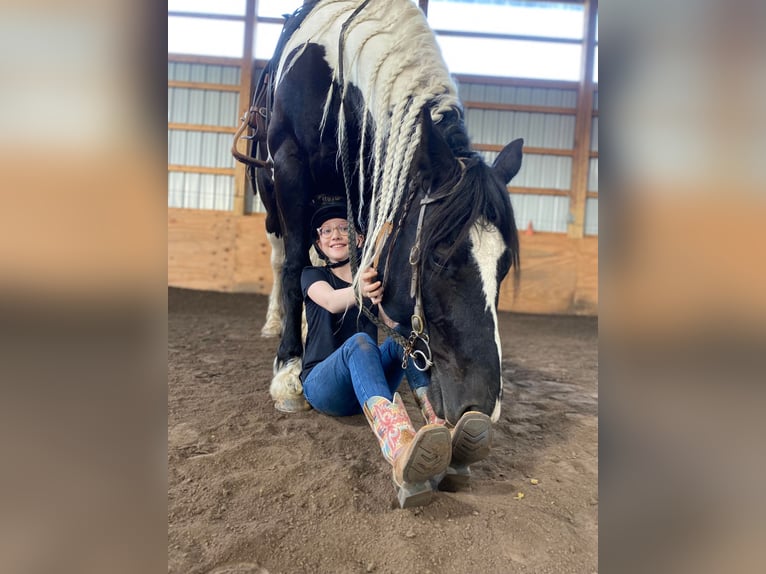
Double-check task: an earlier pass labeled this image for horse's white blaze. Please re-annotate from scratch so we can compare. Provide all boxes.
[470,221,505,420]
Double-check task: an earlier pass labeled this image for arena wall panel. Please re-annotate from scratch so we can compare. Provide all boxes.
[169,209,597,316]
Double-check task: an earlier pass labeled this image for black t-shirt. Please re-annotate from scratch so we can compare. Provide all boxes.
[300,266,377,382]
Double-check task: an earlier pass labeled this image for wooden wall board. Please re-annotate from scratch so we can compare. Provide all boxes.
[168,209,598,315]
[498,233,597,315]
[232,215,274,293]
[168,209,238,292]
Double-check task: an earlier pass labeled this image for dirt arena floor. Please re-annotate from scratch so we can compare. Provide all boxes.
[168,287,598,574]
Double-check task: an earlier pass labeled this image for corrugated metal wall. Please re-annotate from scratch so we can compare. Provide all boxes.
[167,62,241,211]
[167,131,236,167]
[167,65,598,234]
[168,172,235,210]
[168,90,239,126]
[510,194,571,233]
[457,79,582,233]
[168,62,241,85]
[585,91,598,235]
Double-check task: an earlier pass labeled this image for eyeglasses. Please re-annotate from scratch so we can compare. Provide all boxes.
[317,224,350,238]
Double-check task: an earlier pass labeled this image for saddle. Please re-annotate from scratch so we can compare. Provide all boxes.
[256,1,322,125]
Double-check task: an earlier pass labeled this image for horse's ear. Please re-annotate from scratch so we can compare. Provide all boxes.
[418,107,457,177]
[492,138,524,184]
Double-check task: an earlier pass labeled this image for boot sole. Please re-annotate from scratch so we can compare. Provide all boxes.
[400,425,452,484]
[430,413,491,492]
[451,411,492,466]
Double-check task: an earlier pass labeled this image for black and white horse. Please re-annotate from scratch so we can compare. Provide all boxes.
[235,0,523,425]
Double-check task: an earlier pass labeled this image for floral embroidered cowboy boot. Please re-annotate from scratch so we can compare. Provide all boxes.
[412,386,493,489]
[364,393,451,507]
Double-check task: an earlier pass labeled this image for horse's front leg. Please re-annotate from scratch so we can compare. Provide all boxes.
[269,248,309,411]
[269,151,312,412]
[261,232,284,338]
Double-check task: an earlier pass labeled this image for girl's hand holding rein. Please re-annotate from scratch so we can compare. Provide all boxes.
[361,267,383,305]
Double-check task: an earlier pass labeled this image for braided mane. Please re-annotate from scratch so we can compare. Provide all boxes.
[275,0,462,290]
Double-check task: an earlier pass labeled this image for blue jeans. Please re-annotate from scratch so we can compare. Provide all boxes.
[302,332,429,417]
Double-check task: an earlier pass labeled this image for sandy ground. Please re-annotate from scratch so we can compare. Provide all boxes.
[168,287,598,574]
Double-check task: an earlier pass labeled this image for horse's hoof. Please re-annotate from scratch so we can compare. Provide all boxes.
[274,396,312,413]
[394,479,434,508]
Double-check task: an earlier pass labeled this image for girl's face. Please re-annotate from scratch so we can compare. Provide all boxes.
[316,217,361,263]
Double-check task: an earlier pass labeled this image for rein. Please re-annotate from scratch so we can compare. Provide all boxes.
[353,201,434,372]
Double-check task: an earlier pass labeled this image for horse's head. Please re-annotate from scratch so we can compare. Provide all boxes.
[379,109,523,425]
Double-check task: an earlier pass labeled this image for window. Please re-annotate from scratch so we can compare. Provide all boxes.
[428,0,584,39]
[168,17,245,58]
[254,23,286,60]
[167,1,245,17]
[167,1,593,82]
[257,0,303,19]
[437,35,582,80]
[593,45,598,83]
[428,0,586,81]
[255,1,304,59]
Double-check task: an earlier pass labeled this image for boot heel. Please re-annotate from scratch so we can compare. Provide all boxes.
[394,479,434,508]
[435,464,472,492]
[364,394,451,507]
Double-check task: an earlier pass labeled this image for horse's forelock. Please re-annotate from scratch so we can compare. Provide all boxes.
[420,158,513,270]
